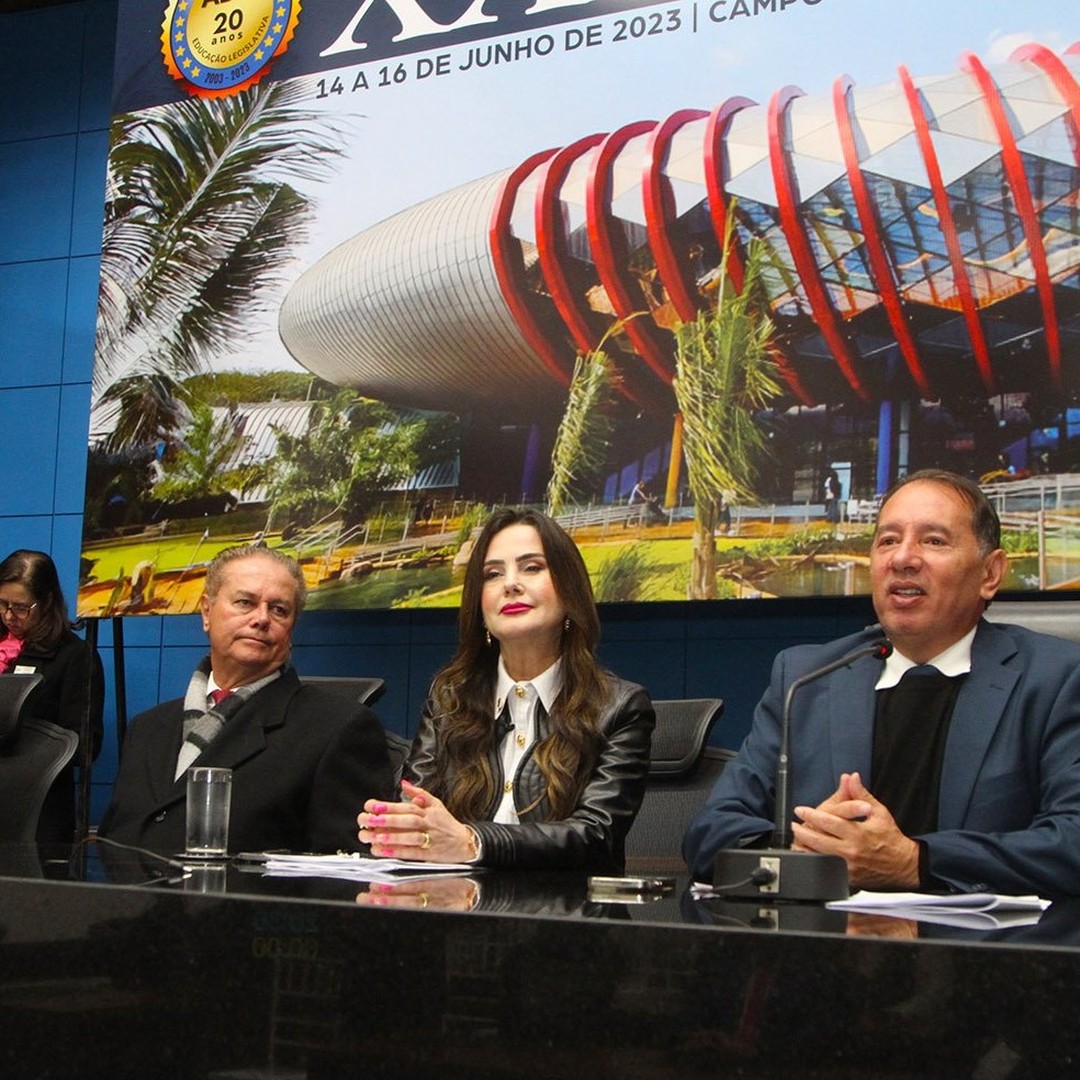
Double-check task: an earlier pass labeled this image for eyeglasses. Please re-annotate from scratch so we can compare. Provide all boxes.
[0,600,37,619]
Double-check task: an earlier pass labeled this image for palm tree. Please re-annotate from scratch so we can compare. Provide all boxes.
[674,222,781,599]
[546,348,616,516]
[95,80,346,413]
[98,371,191,455]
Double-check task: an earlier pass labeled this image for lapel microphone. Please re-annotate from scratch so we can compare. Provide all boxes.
[497,702,514,738]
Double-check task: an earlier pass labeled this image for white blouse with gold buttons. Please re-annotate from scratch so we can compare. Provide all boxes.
[491,657,563,824]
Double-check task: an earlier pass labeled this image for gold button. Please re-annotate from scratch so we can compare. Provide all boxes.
[516,733,526,748]
[514,685,526,698]
[504,780,513,793]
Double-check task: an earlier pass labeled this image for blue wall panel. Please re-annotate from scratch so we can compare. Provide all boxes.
[0,261,67,387]
[70,130,109,255]
[64,255,103,381]
[0,517,56,562]
[57,382,94,513]
[0,6,84,142]
[0,135,78,262]
[51,512,92,601]
[0,386,60,513]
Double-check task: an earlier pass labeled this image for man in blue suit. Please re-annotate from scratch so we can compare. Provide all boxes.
[684,469,1080,897]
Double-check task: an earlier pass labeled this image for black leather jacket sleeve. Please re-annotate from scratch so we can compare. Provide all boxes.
[405,676,654,872]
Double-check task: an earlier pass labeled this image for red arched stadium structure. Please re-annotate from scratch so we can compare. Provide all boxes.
[280,44,1080,500]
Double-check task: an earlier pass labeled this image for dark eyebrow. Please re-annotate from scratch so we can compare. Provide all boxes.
[876,520,955,537]
[232,588,293,608]
[483,551,546,568]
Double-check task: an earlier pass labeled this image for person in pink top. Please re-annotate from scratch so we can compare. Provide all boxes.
[0,549,103,842]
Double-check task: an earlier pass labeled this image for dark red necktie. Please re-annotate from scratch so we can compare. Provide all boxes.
[208,688,231,707]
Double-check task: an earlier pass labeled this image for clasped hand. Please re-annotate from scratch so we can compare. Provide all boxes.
[790,771,920,889]
[358,779,477,863]
[357,877,480,912]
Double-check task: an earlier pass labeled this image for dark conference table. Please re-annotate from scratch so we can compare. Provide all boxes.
[1,843,1079,1078]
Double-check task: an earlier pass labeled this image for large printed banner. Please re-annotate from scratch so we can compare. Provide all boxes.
[80,0,1080,615]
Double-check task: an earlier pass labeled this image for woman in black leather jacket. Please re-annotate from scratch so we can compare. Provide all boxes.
[359,508,654,871]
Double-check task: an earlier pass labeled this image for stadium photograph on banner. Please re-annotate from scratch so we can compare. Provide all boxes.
[78,0,1080,616]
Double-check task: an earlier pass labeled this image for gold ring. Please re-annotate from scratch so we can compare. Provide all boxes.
[421,831,432,850]
[419,892,430,909]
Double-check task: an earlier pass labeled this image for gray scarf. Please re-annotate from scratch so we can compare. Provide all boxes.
[174,656,280,779]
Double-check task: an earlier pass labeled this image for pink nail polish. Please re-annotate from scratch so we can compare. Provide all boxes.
[372,803,388,813]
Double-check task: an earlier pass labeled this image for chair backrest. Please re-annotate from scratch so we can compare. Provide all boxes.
[0,673,44,746]
[647,698,725,777]
[299,676,387,707]
[985,600,1080,645]
[0,717,79,843]
[299,675,406,784]
[625,698,728,869]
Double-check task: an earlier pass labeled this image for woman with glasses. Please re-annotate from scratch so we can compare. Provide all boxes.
[0,550,104,843]
[357,508,655,872]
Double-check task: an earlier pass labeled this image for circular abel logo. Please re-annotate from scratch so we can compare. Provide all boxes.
[161,0,301,98]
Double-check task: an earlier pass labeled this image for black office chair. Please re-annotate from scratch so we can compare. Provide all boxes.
[299,676,387,707]
[625,698,729,870]
[300,676,406,785]
[0,673,43,746]
[0,674,80,843]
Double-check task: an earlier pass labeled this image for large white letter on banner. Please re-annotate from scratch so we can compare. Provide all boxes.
[525,0,593,12]
[321,0,498,57]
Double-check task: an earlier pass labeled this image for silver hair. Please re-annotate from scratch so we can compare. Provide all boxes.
[203,545,307,612]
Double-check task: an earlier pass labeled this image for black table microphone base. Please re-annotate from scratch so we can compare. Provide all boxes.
[699,899,850,933]
[712,848,849,902]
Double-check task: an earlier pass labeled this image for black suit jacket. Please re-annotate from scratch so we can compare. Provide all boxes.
[99,668,394,854]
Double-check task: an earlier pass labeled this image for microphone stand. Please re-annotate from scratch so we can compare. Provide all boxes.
[710,639,892,902]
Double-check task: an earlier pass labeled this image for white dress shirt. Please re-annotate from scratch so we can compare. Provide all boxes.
[491,656,563,824]
[875,624,977,690]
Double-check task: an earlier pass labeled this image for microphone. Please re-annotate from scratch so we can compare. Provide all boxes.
[773,638,892,848]
[711,636,892,902]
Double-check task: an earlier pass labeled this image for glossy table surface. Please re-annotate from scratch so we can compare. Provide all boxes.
[2,841,1080,1078]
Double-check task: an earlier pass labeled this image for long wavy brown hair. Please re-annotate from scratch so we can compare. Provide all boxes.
[428,508,610,820]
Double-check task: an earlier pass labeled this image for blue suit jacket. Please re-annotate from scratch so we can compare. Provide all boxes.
[683,620,1080,897]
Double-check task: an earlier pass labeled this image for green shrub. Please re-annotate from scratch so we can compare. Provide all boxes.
[594,545,655,602]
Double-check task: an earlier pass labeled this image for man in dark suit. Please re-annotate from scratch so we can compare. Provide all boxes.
[99,546,393,854]
[684,470,1080,897]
